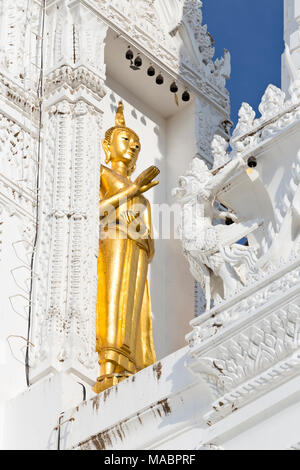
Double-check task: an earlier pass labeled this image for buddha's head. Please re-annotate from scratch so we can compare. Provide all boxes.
[103,102,141,175]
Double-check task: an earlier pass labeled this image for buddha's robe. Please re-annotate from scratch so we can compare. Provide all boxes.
[96,165,156,377]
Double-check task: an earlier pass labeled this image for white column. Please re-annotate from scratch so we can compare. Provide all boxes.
[0,0,42,404]
[282,0,300,97]
[28,0,108,386]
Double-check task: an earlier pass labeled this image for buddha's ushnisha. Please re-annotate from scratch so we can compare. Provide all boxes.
[94,102,159,394]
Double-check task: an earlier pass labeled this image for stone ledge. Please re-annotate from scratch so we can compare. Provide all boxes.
[186,260,300,424]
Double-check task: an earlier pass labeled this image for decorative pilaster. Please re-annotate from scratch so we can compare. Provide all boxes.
[195,96,231,167]
[283,0,300,98]
[0,113,38,194]
[28,1,108,384]
[0,0,42,93]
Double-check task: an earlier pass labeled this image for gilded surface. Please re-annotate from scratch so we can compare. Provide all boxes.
[94,103,159,393]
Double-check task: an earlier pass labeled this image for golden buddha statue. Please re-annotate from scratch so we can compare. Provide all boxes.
[93,102,159,394]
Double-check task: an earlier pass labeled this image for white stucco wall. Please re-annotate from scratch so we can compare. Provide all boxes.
[0,209,33,448]
[0,211,31,401]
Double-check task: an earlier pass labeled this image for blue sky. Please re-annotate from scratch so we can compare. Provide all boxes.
[202,0,284,127]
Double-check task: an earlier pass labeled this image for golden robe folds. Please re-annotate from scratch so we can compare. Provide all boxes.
[94,103,159,394]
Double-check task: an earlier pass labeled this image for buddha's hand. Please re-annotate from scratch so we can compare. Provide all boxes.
[134,166,160,195]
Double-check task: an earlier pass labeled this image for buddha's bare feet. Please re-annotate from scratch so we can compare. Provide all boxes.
[134,166,160,194]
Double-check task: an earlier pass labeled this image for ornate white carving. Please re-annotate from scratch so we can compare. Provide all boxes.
[214,50,231,81]
[259,85,286,120]
[88,0,230,111]
[155,0,185,35]
[290,442,300,450]
[233,102,300,153]
[282,43,300,101]
[211,135,230,171]
[30,98,103,377]
[173,156,259,310]
[182,69,300,425]
[231,83,298,151]
[44,65,107,98]
[187,286,300,425]
[225,89,300,279]
[232,103,256,139]
[0,0,231,390]
[282,2,300,99]
[0,114,38,192]
[0,206,3,262]
[1,2,108,383]
[45,1,108,78]
[0,0,41,261]
[196,443,223,450]
[0,72,40,120]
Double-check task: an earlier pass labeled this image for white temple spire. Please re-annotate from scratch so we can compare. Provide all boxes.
[282,0,300,97]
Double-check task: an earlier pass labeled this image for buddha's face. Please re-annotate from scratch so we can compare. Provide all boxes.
[105,128,141,174]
